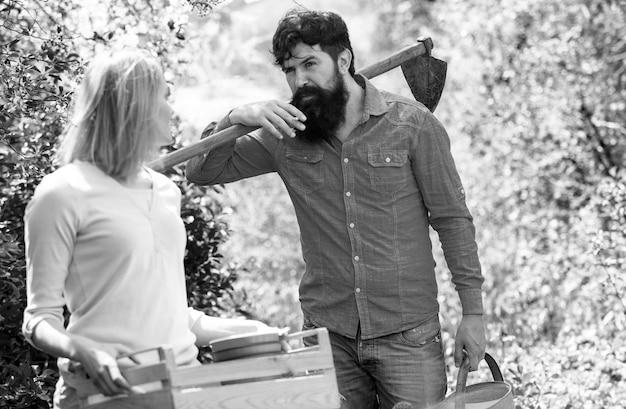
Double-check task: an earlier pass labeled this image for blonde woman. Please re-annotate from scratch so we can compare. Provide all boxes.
[23,49,271,408]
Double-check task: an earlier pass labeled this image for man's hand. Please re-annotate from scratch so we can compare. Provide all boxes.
[454,314,486,371]
[229,100,306,140]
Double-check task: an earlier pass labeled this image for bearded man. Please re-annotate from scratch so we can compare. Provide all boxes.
[186,9,486,409]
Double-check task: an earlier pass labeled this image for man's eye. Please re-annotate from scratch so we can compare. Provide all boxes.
[283,67,294,74]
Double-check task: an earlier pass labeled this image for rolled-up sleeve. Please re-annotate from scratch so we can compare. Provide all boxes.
[185,116,278,186]
[22,178,79,346]
[413,113,484,315]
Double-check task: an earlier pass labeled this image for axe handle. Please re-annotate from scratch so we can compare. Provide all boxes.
[149,40,429,172]
[357,41,428,80]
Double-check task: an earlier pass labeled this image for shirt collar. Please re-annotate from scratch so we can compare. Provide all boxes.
[354,74,389,122]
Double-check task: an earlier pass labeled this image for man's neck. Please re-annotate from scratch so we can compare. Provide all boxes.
[336,76,365,142]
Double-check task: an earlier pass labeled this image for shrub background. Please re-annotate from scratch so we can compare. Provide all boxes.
[1,0,625,408]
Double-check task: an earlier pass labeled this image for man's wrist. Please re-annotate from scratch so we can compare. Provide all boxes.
[458,288,484,315]
[224,109,235,127]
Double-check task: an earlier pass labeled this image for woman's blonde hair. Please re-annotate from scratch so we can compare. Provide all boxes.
[57,49,164,180]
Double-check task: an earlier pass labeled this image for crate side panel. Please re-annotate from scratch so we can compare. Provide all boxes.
[172,373,340,409]
[81,388,174,409]
[172,350,334,388]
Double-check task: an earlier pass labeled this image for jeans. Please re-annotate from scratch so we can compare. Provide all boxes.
[305,315,447,409]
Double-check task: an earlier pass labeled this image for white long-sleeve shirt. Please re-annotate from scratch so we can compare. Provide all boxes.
[23,161,201,371]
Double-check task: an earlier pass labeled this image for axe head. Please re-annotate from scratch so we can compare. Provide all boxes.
[401,52,447,112]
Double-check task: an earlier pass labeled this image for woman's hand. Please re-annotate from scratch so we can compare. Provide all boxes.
[71,337,142,396]
[30,319,144,396]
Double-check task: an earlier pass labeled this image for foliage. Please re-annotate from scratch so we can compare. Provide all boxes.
[213,174,305,331]
[1,2,78,406]
[369,0,626,407]
[0,0,242,407]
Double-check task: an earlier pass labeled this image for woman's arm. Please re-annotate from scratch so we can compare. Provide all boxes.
[23,175,138,396]
[31,319,139,396]
[188,309,280,346]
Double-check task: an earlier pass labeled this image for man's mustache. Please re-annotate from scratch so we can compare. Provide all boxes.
[291,85,327,107]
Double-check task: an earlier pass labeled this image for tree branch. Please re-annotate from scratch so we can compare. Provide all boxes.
[580,103,619,177]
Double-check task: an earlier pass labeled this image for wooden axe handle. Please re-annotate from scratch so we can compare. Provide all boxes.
[149,41,429,172]
[358,41,428,79]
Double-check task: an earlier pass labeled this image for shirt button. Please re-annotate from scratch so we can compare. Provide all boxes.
[346,192,351,197]
[355,288,361,293]
[344,158,349,163]
[354,255,359,261]
[349,223,355,228]
[385,157,391,163]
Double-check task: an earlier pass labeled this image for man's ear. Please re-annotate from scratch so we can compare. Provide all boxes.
[337,49,352,75]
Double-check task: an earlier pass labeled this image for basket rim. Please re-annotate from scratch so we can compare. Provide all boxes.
[444,381,512,404]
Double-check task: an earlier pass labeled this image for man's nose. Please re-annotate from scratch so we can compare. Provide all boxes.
[294,70,308,89]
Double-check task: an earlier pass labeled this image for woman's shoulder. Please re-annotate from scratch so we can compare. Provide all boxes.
[37,162,100,192]
[34,162,117,207]
[28,164,92,216]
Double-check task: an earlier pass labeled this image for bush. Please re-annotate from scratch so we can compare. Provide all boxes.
[371,1,626,407]
[0,1,242,407]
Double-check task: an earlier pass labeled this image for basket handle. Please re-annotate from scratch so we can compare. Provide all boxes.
[455,352,503,409]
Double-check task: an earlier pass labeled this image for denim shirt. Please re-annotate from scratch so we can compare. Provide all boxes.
[186,76,483,339]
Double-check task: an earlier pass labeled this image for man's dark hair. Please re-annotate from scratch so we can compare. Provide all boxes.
[272,9,356,76]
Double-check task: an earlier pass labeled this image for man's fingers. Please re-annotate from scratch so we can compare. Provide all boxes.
[268,106,306,136]
[260,117,287,139]
[272,103,306,133]
[277,101,306,122]
[454,342,464,367]
[288,115,306,131]
[467,348,485,371]
[270,113,298,138]
[235,101,306,139]
[469,354,479,371]
[265,113,300,139]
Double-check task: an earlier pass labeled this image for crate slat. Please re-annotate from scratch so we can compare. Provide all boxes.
[173,372,339,409]
[83,388,174,409]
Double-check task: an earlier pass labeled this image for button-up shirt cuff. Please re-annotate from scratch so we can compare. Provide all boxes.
[200,121,218,139]
[199,110,232,141]
[458,288,484,315]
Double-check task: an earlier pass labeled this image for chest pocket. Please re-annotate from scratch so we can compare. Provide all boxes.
[368,150,409,194]
[285,150,325,193]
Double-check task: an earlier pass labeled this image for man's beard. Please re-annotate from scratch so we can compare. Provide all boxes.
[290,71,348,145]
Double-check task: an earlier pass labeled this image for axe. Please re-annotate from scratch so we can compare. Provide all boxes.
[149,37,447,172]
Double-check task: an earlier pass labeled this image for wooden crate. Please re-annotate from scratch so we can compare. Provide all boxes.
[74,328,340,409]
